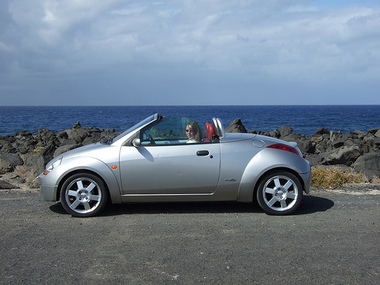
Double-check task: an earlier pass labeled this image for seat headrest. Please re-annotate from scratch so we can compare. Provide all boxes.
[205,122,215,140]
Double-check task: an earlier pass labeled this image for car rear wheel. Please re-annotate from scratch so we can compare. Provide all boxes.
[60,173,108,217]
[256,171,303,215]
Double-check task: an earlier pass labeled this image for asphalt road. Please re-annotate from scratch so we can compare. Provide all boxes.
[0,189,379,285]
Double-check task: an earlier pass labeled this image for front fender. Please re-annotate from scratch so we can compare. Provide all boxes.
[47,156,122,204]
[238,149,311,202]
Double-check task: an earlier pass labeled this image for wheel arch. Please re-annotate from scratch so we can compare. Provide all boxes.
[237,149,311,203]
[252,167,305,201]
[54,160,122,204]
[56,170,106,200]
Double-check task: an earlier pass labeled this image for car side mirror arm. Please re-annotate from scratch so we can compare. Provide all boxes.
[132,138,141,147]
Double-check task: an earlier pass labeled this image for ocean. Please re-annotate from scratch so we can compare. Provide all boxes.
[0,105,379,137]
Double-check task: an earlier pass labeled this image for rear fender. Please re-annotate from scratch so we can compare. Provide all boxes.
[238,148,311,202]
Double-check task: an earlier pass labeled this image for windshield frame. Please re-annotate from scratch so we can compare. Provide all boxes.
[111,114,160,144]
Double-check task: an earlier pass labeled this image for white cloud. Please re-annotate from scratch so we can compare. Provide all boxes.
[1,0,379,105]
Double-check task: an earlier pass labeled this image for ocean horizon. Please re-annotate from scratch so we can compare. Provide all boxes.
[1,105,379,137]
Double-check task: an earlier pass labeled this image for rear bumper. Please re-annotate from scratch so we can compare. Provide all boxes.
[300,158,312,194]
[302,170,312,194]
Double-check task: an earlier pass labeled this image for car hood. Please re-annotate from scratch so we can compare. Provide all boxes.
[58,142,110,159]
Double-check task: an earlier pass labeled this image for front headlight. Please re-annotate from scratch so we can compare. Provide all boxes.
[43,157,62,175]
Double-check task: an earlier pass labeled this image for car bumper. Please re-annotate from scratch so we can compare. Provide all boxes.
[39,173,59,201]
[302,170,312,194]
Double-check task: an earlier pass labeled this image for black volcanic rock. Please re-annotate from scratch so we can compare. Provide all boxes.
[0,119,379,188]
[225,119,247,133]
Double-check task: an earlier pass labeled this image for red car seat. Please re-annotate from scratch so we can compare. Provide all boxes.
[205,122,216,142]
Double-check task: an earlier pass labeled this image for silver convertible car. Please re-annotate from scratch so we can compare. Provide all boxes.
[39,114,311,217]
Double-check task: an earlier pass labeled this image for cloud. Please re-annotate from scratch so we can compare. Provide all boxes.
[1,0,379,105]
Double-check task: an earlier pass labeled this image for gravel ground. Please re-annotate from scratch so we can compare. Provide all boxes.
[0,186,379,285]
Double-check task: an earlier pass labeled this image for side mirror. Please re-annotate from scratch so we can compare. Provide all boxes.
[132,138,141,147]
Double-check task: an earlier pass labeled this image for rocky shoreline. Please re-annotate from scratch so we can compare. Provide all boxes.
[1,119,379,189]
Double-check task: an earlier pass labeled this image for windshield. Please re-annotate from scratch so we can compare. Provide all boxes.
[111,114,158,143]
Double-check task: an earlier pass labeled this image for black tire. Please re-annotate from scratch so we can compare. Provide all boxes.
[60,173,108,217]
[256,171,303,215]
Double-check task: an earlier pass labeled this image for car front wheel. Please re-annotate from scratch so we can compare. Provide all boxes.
[256,171,303,215]
[60,173,108,217]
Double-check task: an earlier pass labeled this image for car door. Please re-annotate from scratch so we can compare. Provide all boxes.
[119,142,221,195]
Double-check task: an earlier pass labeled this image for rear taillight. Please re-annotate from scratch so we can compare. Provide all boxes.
[267,143,303,157]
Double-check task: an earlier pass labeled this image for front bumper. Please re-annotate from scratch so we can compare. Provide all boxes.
[39,173,59,201]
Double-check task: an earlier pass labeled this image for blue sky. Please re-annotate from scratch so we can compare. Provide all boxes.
[0,0,379,106]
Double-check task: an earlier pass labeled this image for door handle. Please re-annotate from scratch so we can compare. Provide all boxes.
[196,150,209,156]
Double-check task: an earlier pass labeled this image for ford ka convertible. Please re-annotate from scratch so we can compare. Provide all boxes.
[39,114,311,217]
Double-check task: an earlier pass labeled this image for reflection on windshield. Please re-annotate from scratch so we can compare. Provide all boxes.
[111,114,157,143]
